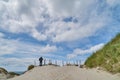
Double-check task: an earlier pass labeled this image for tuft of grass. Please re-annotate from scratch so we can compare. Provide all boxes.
[0,67,8,74]
[27,65,35,71]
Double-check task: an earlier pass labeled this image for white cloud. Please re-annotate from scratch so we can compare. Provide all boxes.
[106,0,120,6]
[0,0,48,40]
[0,57,35,67]
[0,57,38,71]
[0,38,17,56]
[51,17,108,42]
[0,56,65,71]
[0,36,58,70]
[31,29,47,41]
[0,0,113,42]
[43,0,76,16]
[40,44,57,53]
[0,36,57,56]
[67,43,104,59]
[43,0,96,17]
[0,32,4,38]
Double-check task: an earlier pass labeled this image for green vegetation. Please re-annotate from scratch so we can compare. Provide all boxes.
[65,63,78,66]
[85,33,120,73]
[28,65,35,71]
[9,72,20,76]
[0,67,20,79]
[0,67,8,74]
[8,72,20,78]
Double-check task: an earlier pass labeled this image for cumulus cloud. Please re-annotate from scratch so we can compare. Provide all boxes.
[0,36,57,56]
[0,0,48,40]
[43,0,97,16]
[0,0,114,42]
[51,17,107,42]
[67,43,104,59]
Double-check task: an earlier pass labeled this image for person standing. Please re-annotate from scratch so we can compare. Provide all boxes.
[39,57,43,66]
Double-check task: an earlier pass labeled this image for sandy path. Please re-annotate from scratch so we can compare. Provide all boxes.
[8,66,120,80]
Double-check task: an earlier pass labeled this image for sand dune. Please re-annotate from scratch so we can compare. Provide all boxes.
[8,66,120,80]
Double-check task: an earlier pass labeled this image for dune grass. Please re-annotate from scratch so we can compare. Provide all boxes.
[85,33,120,73]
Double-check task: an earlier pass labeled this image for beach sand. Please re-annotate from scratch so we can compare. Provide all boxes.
[8,66,120,80]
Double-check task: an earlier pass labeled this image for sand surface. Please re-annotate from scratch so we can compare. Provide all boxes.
[8,66,120,80]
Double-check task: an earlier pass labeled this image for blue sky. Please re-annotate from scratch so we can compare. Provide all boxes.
[0,0,120,71]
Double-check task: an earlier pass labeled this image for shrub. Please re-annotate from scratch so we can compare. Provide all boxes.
[28,65,35,71]
[9,72,19,76]
[48,62,52,65]
[0,67,8,74]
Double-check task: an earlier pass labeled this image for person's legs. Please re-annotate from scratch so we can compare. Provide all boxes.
[40,61,42,66]
[39,62,41,66]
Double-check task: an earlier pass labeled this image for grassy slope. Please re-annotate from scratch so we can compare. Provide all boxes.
[85,34,120,73]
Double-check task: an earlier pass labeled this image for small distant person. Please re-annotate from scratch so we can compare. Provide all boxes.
[39,57,43,66]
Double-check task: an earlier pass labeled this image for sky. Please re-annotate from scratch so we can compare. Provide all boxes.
[0,0,120,71]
